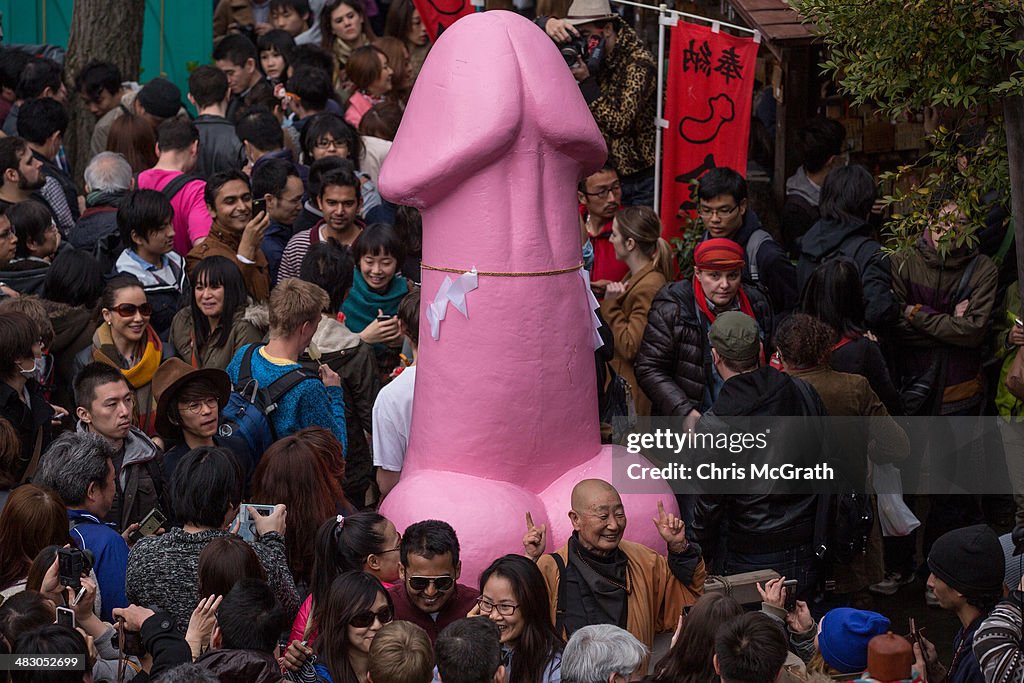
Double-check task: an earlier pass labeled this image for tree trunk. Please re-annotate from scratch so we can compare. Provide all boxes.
[1007,28,1024,313]
[64,0,145,189]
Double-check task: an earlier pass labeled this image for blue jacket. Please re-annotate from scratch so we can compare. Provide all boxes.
[262,221,292,285]
[226,344,348,453]
[949,616,986,683]
[69,509,129,621]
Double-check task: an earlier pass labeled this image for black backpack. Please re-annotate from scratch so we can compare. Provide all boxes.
[219,344,319,478]
[791,377,875,568]
[158,173,202,201]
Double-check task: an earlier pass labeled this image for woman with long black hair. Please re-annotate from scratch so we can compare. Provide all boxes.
[304,570,395,683]
[648,592,744,683]
[476,555,563,683]
[800,258,901,415]
[169,256,262,371]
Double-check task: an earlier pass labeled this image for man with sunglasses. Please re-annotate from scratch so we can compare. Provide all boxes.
[697,167,797,314]
[579,165,627,298]
[388,520,479,643]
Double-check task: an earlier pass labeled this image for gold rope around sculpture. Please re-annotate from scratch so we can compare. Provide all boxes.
[420,262,584,277]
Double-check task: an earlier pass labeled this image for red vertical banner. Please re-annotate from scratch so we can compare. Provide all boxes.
[660,23,759,239]
[411,0,475,42]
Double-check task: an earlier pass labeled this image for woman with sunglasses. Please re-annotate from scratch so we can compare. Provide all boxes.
[73,275,168,436]
[290,511,402,643]
[475,555,563,683]
[294,570,394,683]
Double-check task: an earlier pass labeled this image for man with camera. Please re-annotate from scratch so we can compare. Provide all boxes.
[537,0,657,207]
[35,432,133,622]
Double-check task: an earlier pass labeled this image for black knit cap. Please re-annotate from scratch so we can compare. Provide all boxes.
[136,78,181,119]
[927,524,1003,597]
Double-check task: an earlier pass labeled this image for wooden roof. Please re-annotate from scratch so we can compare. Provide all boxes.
[726,0,818,51]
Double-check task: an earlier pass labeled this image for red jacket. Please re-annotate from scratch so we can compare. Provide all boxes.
[387,581,479,643]
[581,205,629,283]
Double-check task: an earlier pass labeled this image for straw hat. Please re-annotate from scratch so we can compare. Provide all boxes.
[564,0,617,26]
[153,358,231,438]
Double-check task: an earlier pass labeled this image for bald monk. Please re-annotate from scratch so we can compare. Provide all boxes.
[523,479,705,648]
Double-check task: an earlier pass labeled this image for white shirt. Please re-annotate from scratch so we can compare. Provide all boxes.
[115,249,184,290]
[372,366,416,472]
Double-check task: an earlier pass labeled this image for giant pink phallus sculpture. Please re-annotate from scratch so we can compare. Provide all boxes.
[378,9,678,582]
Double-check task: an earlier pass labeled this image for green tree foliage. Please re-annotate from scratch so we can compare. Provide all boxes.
[791,0,1024,252]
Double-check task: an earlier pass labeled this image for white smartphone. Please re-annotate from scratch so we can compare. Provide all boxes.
[56,605,76,629]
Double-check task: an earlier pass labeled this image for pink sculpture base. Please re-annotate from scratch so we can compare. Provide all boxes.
[381,445,679,583]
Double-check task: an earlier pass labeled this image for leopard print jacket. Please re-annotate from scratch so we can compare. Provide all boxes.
[591,25,657,177]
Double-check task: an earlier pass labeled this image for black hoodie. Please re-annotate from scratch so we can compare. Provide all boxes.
[691,367,825,555]
[796,214,900,330]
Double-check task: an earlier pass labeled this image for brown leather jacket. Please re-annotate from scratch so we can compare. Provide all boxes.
[185,226,271,303]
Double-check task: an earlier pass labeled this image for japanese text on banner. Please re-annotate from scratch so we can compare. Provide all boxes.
[660,23,758,239]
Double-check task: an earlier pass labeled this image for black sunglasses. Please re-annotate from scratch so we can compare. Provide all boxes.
[350,606,393,628]
[408,575,454,592]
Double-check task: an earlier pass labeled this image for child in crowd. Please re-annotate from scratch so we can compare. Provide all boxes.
[258,29,297,84]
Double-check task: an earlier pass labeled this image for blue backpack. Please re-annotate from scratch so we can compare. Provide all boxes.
[219,344,318,474]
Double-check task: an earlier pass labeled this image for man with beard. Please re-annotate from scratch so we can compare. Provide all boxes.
[276,168,362,283]
[18,97,80,230]
[187,170,271,302]
[252,158,304,283]
[0,137,46,211]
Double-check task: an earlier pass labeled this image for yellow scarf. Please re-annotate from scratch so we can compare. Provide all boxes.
[92,324,162,434]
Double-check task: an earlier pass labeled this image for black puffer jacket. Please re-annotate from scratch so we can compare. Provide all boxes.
[195,648,285,683]
[635,280,773,417]
[691,367,825,555]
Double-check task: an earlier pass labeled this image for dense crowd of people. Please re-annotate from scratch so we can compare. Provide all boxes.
[0,0,1022,682]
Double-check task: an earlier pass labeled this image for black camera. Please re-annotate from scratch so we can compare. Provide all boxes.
[57,547,94,590]
[117,624,146,658]
[560,35,605,75]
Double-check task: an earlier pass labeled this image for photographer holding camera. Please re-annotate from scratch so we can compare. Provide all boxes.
[536,0,657,207]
